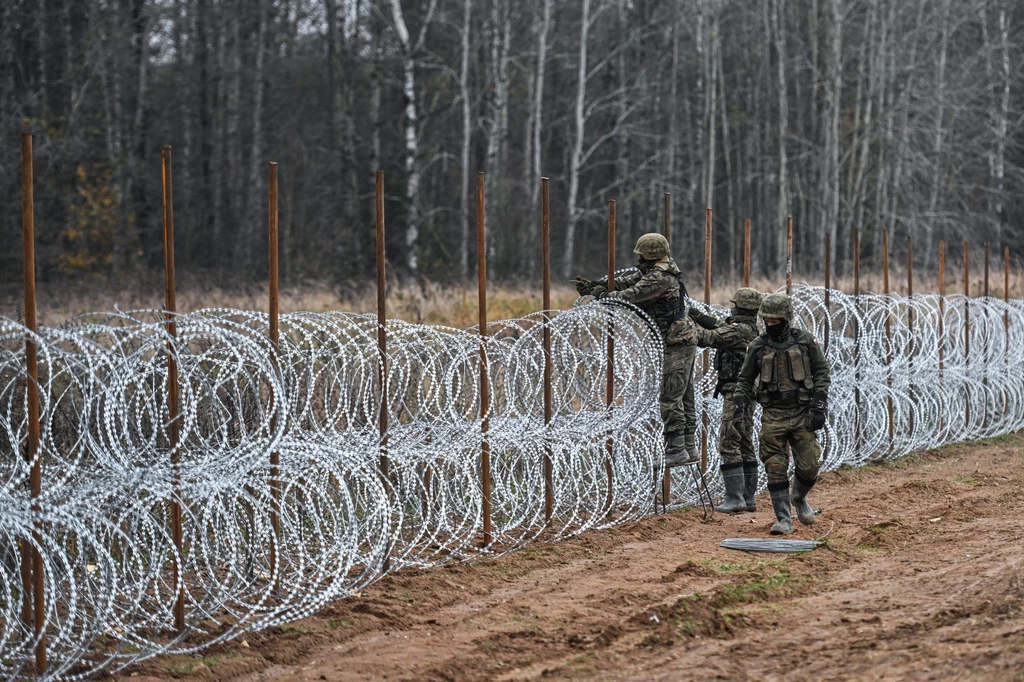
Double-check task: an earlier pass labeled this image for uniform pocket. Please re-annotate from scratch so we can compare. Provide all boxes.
[759,348,775,386]
[786,346,806,382]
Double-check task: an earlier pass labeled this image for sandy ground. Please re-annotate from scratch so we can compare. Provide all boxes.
[121,433,1024,682]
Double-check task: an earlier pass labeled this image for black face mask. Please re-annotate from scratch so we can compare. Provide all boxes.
[765,319,790,340]
[637,257,658,273]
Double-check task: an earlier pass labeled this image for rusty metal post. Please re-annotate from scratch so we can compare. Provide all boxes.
[786,216,793,295]
[824,229,831,353]
[542,178,554,524]
[477,172,492,546]
[964,242,970,428]
[376,172,389,478]
[983,242,990,426]
[939,241,946,431]
[605,200,616,514]
[701,208,712,473]
[660,196,671,505]
[21,132,47,673]
[853,227,861,456]
[907,236,915,436]
[161,146,185,632]
[883,230,893,454]
[268,162,281,590]
[743,218,751,287]
[663,193,671,246]
[1005,246,1010,416]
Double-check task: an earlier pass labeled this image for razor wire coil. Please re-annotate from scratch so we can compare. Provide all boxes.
[0,284,1022,679]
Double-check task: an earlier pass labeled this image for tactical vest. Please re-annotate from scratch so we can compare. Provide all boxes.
[713,318,757,396]
[649,273,687,334]
[753,330,815,406]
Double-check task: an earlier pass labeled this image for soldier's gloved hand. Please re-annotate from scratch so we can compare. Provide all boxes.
[574,277,593,296]
[809,391,828,431]
[732,394,749,421]
[693,312,718,330]
[590,284,608,299]
[686,306,701,320]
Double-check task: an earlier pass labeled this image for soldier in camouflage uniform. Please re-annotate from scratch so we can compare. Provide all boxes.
[575,233,699,466]
[733,293,830,535]
[670,287,763,513]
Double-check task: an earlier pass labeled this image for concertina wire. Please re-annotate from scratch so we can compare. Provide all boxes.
[1,283,1022,679]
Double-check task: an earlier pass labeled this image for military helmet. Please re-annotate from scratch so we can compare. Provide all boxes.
[633,233,671,261]
[759,293,794,321]
[730,287,763,311]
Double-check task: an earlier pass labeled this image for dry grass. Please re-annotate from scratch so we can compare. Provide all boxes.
[2,267,1021,330]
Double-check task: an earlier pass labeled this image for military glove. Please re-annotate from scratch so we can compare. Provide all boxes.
[590,284,608,298]
[574,277,594,296]
[732,393,749,421]
[693,312,718,330]
[809,391,828,431]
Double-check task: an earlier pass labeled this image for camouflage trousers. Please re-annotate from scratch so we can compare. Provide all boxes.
[758,404,822,486]
[661,343,696,436]
[719,390,756,465]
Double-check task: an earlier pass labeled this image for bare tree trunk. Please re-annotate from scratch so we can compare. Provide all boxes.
[484,0,510,266]
[924,0,952,264]
[244,0,268,266]
[388,0,438,274]
[995,6,1010,247]
[528,0,552,212]
[823,0,842,268]
[704,11,718,210]
[459,0,473,280]
[564,0,591,279]
[771,0,789,271]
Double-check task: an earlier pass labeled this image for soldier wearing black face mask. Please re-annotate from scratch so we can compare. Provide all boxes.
[574,233,698,467]
[733,293,830,535]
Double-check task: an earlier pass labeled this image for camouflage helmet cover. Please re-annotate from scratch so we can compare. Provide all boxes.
[730,287,763,311]
[758,293,794,321]
[633,233,671,261]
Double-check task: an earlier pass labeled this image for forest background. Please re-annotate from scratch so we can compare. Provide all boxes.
[1,0,1022,301]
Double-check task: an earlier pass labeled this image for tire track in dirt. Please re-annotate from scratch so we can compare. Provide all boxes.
[118,435,1024,682]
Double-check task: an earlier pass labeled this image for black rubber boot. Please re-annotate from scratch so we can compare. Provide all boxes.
[791,474,818,526]
[713,463,747,513]
[663,431,689,468]
[768,482,794,535]
[742,461,759,512]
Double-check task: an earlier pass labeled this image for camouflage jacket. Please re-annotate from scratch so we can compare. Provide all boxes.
[680,312,759,395]
[734,327,830,406]
[596,258,683,336]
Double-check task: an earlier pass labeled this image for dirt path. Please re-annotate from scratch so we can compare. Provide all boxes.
[124,434,1024,682]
